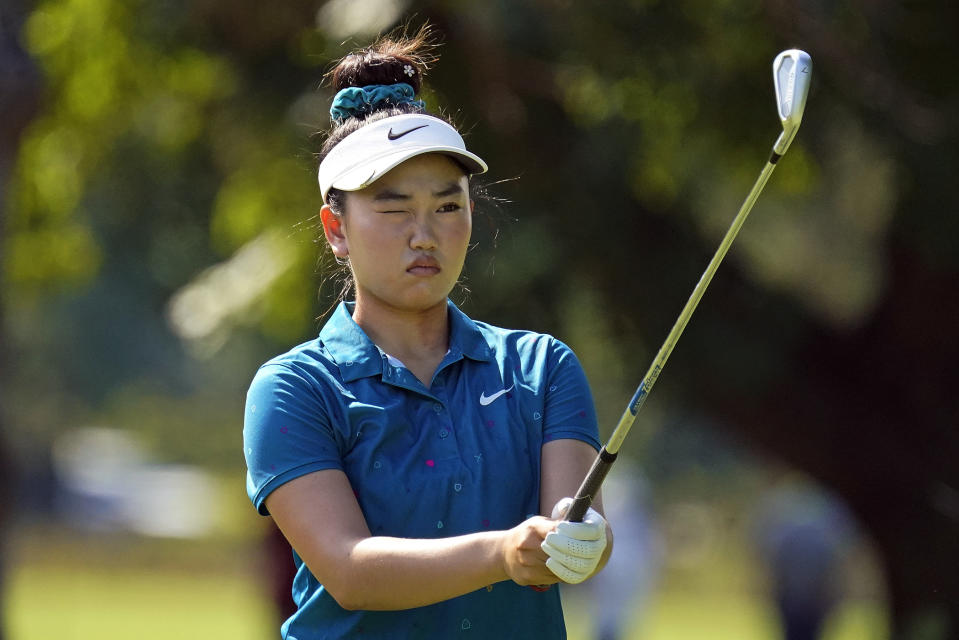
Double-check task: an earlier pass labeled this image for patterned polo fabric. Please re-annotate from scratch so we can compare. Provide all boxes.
[244,300,599,639]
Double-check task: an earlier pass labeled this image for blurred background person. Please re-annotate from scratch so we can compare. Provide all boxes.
[751,472,856,640]
[263,518,298,624]
[571,459,662,640]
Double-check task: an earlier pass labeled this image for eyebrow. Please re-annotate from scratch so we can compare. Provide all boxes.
[434,182,467,198]
[371,182,466,202]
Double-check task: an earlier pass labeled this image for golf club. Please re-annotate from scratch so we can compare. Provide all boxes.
[565,49,812,523]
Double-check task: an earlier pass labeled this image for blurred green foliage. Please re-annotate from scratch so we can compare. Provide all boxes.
[3,0,957,633]
[1,0,895,456]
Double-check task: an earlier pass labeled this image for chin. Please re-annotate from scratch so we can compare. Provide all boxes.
[370,290,449,314]
[359,280,456,314]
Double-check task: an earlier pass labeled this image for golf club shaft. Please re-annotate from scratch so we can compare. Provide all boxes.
[566,151,783,523]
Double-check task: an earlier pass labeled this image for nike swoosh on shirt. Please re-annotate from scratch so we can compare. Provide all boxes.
[479,384,514,406]
[387,124,428,140]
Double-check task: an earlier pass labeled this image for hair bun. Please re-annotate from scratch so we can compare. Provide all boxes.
[328,26,435,98]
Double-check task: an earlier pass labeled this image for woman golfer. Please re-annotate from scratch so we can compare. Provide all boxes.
[244,30,612,639]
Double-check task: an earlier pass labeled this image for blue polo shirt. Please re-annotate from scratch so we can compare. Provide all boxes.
[244,300,600,639]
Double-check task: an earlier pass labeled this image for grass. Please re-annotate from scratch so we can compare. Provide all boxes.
[562,587,887,640]
[8,562,275,639]
[5,526,276,640]
[5,524,888,640]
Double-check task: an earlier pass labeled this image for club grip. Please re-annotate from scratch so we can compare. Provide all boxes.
[565,447,617,522]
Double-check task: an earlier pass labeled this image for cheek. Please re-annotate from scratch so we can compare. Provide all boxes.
[448,215,472,249]
[348,220,396,255]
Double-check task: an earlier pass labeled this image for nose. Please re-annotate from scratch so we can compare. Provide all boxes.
[409,214,437,251]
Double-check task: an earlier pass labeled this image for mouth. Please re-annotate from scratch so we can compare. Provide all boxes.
[406,256,441,277]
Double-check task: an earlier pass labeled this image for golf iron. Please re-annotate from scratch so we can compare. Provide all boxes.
[565,49,813,523]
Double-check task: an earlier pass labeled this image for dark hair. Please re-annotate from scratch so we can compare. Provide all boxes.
[320,24,449,215]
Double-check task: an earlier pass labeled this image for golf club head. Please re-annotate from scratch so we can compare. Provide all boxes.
[772,49,812,155]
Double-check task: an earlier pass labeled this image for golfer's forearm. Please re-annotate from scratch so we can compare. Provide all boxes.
[322,531,508,610]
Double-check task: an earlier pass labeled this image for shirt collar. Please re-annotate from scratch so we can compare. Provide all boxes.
[319,300,492,382]
[447,299,493,363]
[318,302,381,382]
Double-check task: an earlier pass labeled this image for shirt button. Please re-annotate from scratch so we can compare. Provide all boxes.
[433,403,443,413]
[439,429,449,438]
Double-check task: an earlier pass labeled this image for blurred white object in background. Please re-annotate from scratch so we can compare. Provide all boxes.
[51,427,219,538]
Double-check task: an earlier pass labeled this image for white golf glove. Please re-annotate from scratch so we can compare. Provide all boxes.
[541,497,608,584]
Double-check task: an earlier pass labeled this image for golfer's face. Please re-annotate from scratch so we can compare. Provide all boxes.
[341,153,472,313]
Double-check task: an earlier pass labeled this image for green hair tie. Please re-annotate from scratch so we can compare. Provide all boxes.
[330,83,425,122]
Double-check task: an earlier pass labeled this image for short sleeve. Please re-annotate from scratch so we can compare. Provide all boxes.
[542,340,601,451]
[243,363,344,515]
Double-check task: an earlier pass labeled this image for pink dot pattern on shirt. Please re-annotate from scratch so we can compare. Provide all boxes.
[425,459,435,467]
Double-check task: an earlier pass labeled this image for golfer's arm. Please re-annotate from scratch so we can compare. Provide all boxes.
[265,469,510,611]
[540,439,614,576]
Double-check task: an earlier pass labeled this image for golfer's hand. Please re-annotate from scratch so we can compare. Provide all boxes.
[501,517,561,586]
[541,497,608,584]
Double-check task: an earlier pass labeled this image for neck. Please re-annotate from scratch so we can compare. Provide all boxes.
[351,295,450,385]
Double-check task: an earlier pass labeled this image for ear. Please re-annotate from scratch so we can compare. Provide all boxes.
[470,199,475,215]
[320,204,349,258]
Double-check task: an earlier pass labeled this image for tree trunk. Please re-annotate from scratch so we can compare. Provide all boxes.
[0,3,43,639]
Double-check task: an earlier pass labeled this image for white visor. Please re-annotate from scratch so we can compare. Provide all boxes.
[318,114,488,201]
